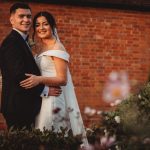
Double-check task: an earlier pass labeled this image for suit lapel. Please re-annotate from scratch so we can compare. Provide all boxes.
[10,30,40,72]
[11,30,35,62]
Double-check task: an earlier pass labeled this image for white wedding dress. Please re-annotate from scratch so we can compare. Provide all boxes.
[34,42,88,146]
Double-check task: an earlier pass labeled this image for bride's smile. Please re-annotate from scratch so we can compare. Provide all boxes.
[35,16,52,40]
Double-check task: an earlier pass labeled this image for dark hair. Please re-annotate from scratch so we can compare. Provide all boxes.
[10,2,31,14]
[32,11,57,40]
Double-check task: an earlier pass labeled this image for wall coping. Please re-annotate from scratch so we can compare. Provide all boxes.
[15,0,150,11]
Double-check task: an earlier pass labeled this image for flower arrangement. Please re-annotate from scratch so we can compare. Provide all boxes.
[84,82,150,150]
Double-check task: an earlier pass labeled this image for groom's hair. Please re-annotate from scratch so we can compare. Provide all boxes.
[10,2,31,14]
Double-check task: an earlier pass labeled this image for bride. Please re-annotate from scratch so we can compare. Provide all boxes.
[20,11,88,146]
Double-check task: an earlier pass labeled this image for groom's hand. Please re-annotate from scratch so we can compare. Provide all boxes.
[48,86,62,96]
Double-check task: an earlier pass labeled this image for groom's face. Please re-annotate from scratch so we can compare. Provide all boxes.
[10,8,32,34]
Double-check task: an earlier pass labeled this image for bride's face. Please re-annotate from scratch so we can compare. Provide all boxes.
[35,16,52,39]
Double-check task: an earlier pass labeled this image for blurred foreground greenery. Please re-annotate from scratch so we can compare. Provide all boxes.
[0,82,150,150]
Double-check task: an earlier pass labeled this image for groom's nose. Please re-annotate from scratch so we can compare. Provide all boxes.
[23,16,31,22]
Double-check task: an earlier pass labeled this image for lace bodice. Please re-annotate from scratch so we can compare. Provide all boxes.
[35,50,69,78]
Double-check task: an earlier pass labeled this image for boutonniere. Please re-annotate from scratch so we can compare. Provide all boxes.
[28,38,36,47]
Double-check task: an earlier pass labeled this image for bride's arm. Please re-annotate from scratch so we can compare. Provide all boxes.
[20,56,68,89]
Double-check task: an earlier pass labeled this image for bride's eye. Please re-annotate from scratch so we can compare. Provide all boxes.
[44,23,49,26]
[35,24,40,27]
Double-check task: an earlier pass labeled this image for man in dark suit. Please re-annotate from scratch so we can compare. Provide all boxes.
[0,3,60,129]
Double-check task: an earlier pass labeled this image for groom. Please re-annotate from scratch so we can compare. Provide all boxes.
[0,2,61,129]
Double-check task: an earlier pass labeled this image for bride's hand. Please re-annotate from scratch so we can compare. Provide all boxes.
[20,73,41,89]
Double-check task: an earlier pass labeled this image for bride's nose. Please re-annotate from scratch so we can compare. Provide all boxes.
[39,24,44,30]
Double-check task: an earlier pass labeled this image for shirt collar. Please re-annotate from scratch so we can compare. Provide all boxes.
[13,28,28,40]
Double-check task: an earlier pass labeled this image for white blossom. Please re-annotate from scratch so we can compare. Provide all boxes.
[83,144,94,150]
[84,107,91,114]
[114,99,122,105]
[86,128,94,132]
[143,138,150,144]
[97,110,102,115]
[138,94,142,99]
[114,116,120,123]
[110,103,115,107]
[100,135,116,148]
[84,107,96,116]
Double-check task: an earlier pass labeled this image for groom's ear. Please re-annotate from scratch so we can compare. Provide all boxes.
[10,15,14,25]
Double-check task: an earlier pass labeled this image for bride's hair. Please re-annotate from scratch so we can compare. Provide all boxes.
[32,11,57,41]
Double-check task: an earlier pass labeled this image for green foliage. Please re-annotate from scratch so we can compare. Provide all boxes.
[101,111,122,135]
[0,127,82,150]
[101,82,150,149]
[117,82,150,136]
[0,82,150,149]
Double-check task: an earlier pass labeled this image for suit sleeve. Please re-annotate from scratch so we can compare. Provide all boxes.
[2,39,44,95]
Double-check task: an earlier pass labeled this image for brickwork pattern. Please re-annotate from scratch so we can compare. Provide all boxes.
[0,1,150,126]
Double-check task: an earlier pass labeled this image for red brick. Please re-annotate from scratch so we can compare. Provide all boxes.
[0,2,150,126]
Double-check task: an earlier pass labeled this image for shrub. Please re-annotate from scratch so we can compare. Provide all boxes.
[86,82,150,150]
[0,127,82,150]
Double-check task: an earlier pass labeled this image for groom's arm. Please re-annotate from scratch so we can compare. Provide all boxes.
[2,38,44,95]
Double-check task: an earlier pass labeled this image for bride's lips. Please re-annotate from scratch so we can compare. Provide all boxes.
[39,31,47,34]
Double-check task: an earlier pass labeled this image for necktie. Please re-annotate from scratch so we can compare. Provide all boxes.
[25,36,31,49]
[25,35,29,42]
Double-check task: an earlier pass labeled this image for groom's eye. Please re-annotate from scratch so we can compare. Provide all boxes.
[26,15,32,19]
[19,14,24,19]
[18,14,32,19]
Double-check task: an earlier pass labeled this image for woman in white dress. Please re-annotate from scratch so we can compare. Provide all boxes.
[20,11,88,146]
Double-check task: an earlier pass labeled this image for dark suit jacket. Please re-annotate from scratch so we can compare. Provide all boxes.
[0,30,44,125]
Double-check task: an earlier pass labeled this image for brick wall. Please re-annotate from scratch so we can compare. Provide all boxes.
[0,1,150,126]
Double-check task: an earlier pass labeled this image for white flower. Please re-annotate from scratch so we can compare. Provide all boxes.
[86,128,94,132]
[114,99,122,105]
[110,99,122,107]
[104,129,109,136]
[138,94,142,99]
[84,107,96,116]
[143,138,150,144]
[115,145,120,150]
[84,107,91,114]
[90,109,96,116]
[100,135,116,148]
[114,116,120,123]
[110,103,115,107]
[83,144,94,150]
[97,110,102,115]
[100,136,108,146]
[109,71,119,81]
